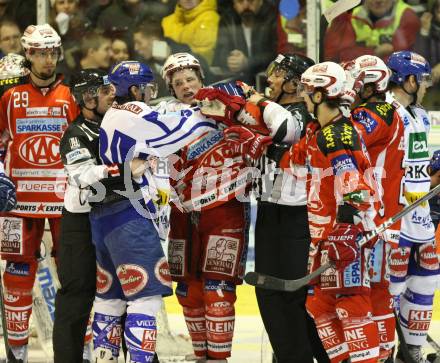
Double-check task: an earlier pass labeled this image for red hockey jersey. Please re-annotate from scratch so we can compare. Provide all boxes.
[0,77,79,218]
[351,101,405,244]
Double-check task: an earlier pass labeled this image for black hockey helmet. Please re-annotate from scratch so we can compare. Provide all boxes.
[70,69,110,107]
[267,53,315,81]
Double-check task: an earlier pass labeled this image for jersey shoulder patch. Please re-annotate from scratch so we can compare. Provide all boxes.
[353,102,395,131]
[317,118,360,156]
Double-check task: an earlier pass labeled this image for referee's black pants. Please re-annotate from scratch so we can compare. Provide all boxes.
[255,202,330,363]
[53,209,96,363]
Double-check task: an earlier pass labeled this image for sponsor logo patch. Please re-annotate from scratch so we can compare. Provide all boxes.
[331,154,357,176]
[96,264,113,294]
[154,257,172,287]
[0,217,23,255]
[65,148,91,164]
[5,262,29,276]
[116,264,148,297]
[203,235,239,276]
[168,239,185,277]
[16,118,65,133]
[408,132,429,159]
[408,309,432,331]
[187,131,223,161]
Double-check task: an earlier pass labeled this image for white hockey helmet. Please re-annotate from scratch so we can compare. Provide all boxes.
[0,54,30,80]
[161,52,204,86]
[353,55,391,92]
[21,24,61,51]
[340,60,365,105]
[300,62,346,99]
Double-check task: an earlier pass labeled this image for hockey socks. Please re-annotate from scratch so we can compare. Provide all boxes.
[183,306,207,358]
[125,313,157,363]
[93,312,123,361]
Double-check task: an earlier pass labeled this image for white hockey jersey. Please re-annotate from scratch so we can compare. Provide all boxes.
[386,92,434,244]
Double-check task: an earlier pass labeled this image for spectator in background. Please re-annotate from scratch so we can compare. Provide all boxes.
[97,0,175,35]
[79,31,112,71]
[212,0,277,84]
[162,0,219,65]
[50,0,91,76]
[133,21,172,97]
[85,0,112,28]
[414,0,440,109]
[277,0,307,55]
[324,0,420,62]
[0,19,21,58]
[111,38,130,64]
[0,0,36,32]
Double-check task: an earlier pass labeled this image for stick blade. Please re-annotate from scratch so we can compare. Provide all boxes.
[323,0,362,22]
[244,272,287,291]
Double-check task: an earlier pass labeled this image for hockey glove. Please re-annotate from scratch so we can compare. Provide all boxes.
[0,173,16,212]
[325,223,361,271]
[224,125,272,163]
[195,88,246,125]
[429,150,440,175]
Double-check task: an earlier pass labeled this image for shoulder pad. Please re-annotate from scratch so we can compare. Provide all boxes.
[317,119,360,156]
[353,102,395,127]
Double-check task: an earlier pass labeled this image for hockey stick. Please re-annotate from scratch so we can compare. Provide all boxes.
[245,183,440,292]
[394,309,416,363]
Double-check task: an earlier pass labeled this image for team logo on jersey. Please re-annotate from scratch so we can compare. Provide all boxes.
[96,264,113,294]
[154,257,172,287]
[0,217,23,255]
[19,135,61,166]
[69,137,81,150]
[116,264,148,297]
[203,235,239,276]
[408,132,429,159]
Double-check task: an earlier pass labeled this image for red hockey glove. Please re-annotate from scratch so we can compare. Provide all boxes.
[324,223,361,271]
[195,88,246,125]
[224,125,272,163]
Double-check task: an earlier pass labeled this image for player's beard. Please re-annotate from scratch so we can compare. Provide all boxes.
[37,68,56,80]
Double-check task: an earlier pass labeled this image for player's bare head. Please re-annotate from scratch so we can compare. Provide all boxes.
[364,0,395,18]
[266,53,315,103]
[21,24,61,81]
[162,52,204,104]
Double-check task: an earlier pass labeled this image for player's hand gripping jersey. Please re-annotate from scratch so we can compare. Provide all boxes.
[0,77,79,217]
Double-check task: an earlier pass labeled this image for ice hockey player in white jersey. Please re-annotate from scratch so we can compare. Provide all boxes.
[89,61,217,363]
[386,51,440,363]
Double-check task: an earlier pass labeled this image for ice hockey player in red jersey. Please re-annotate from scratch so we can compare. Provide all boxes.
[0,24,79,362]
[347,55,405,362]
[280,61,381,362]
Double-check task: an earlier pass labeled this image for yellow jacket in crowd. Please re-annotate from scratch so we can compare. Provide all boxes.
[162,0,220,65]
